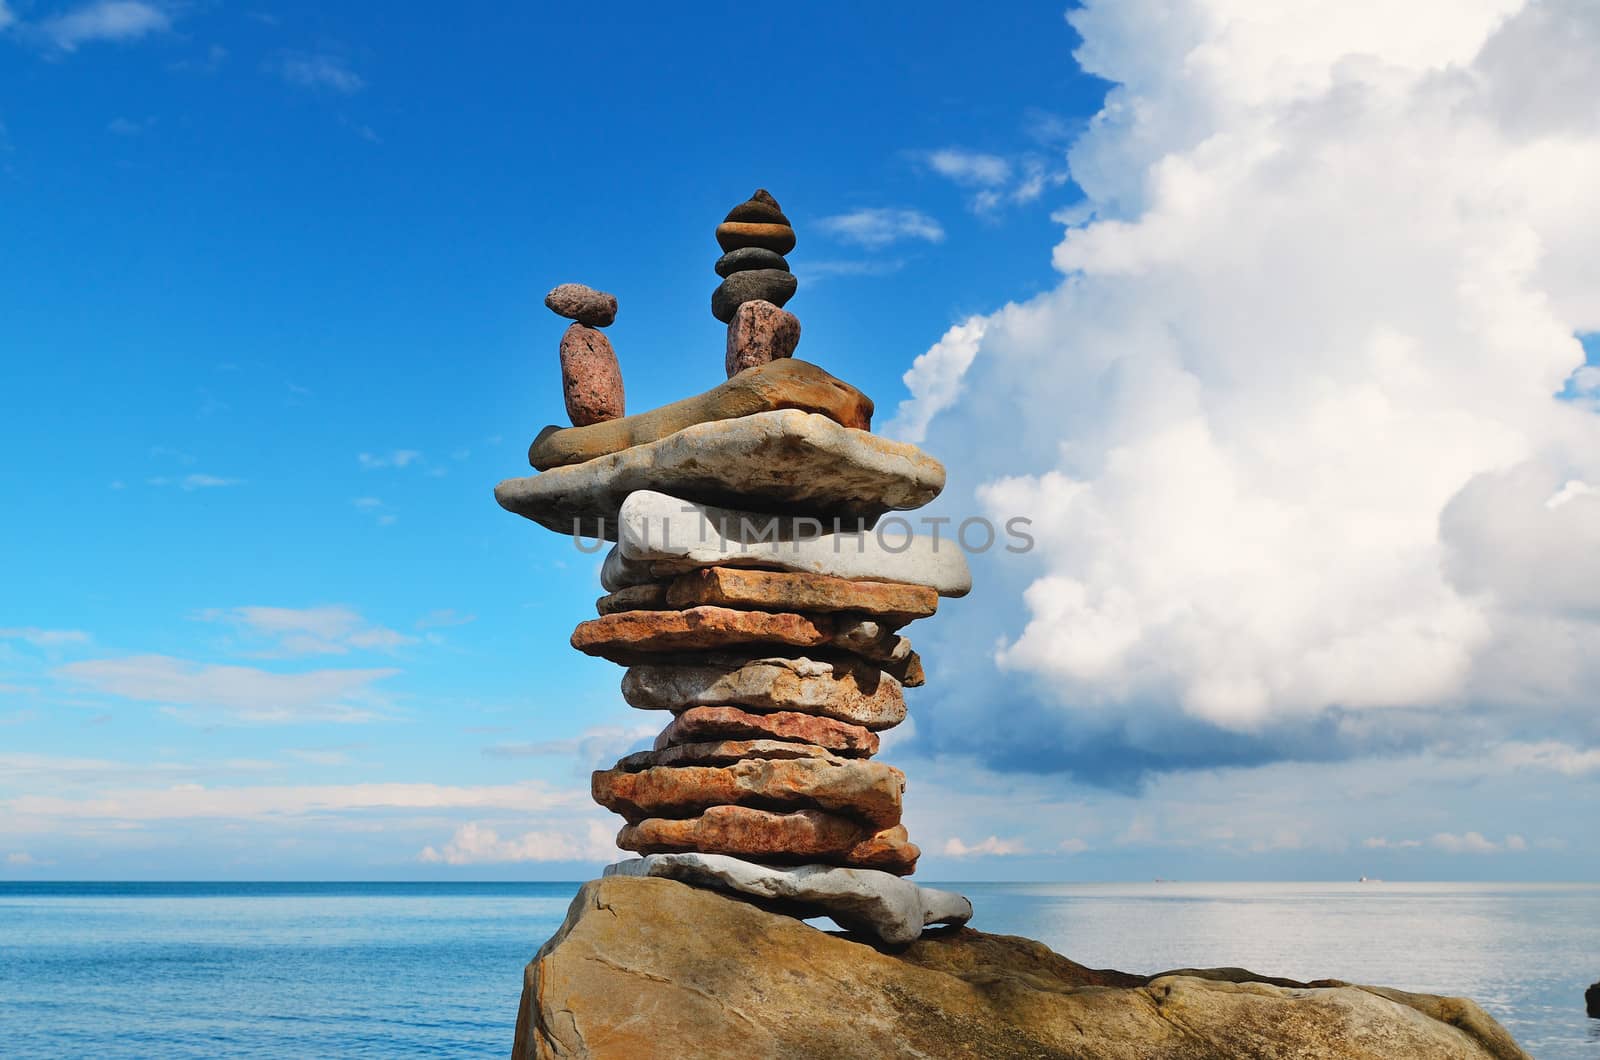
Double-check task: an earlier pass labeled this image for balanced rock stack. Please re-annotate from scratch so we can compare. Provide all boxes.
[496,193,973,945]
[715,189,802,378]
[546,282,624,426]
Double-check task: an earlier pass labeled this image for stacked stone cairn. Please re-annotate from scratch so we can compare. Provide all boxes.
[497,190,973,945]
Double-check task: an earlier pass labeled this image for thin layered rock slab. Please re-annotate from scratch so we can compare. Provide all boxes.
[528,358,872,470]
[604,852,972,946]
[664,567,938,623]
[571,606,831,661]
[617,805,919,875]
[498,409,943,539]
[594,583,669,615]
[622,654,907,730]
[592,758,904,829]
[606,490,971,596]
[656,705,879,757]
[613,739,843,771]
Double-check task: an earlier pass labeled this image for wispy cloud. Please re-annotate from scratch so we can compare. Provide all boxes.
[106,116,151,136]
[272,51,364,94]
[942,835,1029,857]
[0,627,91,648]
[804,259,907,280]
[55,654,398,723]
[418,820,615,865]
[4,775,581,823]
[37,1,169,52]
[0,3,18,32]
[921,146,1069,214]
[925,148,1011,187]
[358,450,420,470]
[197,605,415,657]
[817,208,944,249]
[484,724,655,767]
[180,473,238,490]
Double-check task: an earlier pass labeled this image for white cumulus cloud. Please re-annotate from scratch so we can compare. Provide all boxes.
[899,0,1600,770]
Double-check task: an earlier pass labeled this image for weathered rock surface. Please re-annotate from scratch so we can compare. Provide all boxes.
[617,806,918,873]
[723,188,791,226]
[544,283,618,327]
[612,739,841,771]
[665,567,938,622]
[528,358,873,470]
[725,299,801,376]
[570,605,831,662]
[655,705,880,756]
[498,410,943,539]
[558,324,625,426]
[592,757,904,828]
[715,220,796,255]
[593,583,668,615]
[607,490,971,596]
[514,876,1532,1060]
[622,654,907,730]
[604,853,971,945]
[714,246,788,277]
[712,268,798,323]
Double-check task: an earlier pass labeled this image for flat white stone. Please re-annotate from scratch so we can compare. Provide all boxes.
[604,490,972,597]
[604,852,972,946]
[496,409,945,539]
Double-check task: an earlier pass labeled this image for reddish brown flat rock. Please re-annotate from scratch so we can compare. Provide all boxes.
[655,705,879,757]
[848,824,921,875]
[571,607,831,662]
[593,758,904,829]
[544,283,617,328]
[528,358,873,470]
[725,299,801,377]
[622,655,907,730]
[614,740,841,772]
[616,805,919,875]
[558,323,625,426]
[665,567,938,624]
[595,583,669,616]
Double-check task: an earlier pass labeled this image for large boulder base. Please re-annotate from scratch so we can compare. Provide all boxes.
[514,876,1531,1060]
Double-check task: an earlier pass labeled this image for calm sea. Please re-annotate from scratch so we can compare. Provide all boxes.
[1,881,1596,1058]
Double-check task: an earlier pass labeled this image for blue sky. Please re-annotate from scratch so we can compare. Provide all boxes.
[4,0,1599,881]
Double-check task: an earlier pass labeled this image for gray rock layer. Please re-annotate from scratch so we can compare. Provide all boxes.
[605,490,972,597]
[604,853,971,945]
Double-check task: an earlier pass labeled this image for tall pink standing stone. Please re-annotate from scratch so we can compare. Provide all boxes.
[560,323,625,426]
[725,299,801,377]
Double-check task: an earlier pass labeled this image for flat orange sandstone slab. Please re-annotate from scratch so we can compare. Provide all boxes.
[656,705,880,757]
[528,358,873,470]
[592,758,904,829]
[571,606,831,662]
[616,805,919,875]
[664,568,938,624]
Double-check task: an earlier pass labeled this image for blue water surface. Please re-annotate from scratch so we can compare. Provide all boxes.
[1,881,1596,1058]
